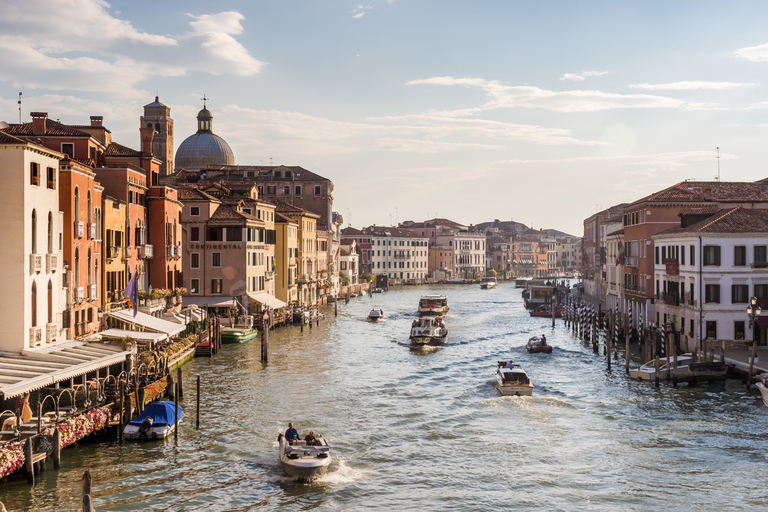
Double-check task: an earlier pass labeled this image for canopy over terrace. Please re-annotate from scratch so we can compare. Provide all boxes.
[0,341,132,400]
[105,310,186,337]
[247,292,288,310]
[182,296,238,309]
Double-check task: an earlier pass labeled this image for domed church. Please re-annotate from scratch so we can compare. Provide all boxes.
[175,99,235,171]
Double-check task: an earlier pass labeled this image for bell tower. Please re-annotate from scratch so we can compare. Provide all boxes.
[140,96,174,176]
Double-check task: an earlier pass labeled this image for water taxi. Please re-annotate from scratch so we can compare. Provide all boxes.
[514,278,530,288]
[409,316,448,346]
[480,277,498,289]
[495,361,533,396]
[418,295,449,315]
[277,432,332,479]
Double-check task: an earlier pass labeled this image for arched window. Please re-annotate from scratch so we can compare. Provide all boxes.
[74,187,79,221]
[31,281,37,328]
[74,248,80,287]
[146,123,152,129]
[94,259,98,298]
[31,209,37,254]
[47,211,53,254]
[126,219,131,248]
[47,280,53,324]
[154,122,160,134]
[173,219,177,245]
[87,191,92,225]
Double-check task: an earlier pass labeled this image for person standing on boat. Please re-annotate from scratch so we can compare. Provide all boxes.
[285,423,300,444]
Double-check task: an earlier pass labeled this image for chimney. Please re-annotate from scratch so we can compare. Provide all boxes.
[139,127,154,156]
[31,112,47,135]
[90,116,103,127]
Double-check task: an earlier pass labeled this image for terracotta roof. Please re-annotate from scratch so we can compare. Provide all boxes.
[631,181,768,206]
[176,186,219,202]
[105,141,141,157]
[275,212,297,224]
[273,200,319,217]
[341,226,365,236]
[659,207,768,234]
[363,225,429,238]
[0,131,27,144]
[209,204,258,222]
[2,119,91,138]
[207,165,329,183]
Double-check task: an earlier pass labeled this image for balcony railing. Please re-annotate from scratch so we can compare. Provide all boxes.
[88,222,97,239]
[122,246,132,261]
[46,253,57,273]
[622,283,646,294]
[138,244,154,259]
[75,221,84,239]
[625,256,638,267]
[29,253,42,274]
[751,261,768,269]
[660,293,680,306]
[46,323,57,343]
[89,284,98,300]
[75,286,84,302]
[29,326,42,347]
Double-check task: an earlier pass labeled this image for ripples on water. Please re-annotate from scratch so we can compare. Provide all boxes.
[3,283,768,511]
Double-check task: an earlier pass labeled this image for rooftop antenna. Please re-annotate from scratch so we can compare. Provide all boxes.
[716,147,721,200]
[346,208,351,227]
[18,92,22,123]
[395,207,398,226]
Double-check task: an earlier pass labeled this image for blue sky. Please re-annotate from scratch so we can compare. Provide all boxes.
[3,1,768,235]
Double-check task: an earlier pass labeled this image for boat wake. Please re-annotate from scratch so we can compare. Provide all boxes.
[316,456,370,485]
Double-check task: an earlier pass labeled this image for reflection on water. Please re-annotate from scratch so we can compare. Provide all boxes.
[2,283,768,511]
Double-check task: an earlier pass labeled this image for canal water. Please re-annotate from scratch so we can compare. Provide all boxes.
[3,283,768,511]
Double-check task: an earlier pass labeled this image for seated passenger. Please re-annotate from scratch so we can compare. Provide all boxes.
[305,431,319,446]
[285,422,300,445]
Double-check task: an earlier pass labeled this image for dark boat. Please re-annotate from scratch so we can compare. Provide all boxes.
[526,336,553,354]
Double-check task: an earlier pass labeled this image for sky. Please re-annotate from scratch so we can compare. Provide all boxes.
[3,1,768,236]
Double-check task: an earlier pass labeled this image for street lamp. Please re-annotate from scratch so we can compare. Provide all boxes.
[746,296,762,387]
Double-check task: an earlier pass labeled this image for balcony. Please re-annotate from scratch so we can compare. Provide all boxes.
[89,284,98,300]
[167,245,174,260]
[75,221,84,239]
[46,253,57,273]
[46,323,57,343]
[622,283,646,295]
[75,286,84,302]
[751,261,768,269]
[122,246,132,261]
[29,253,42,274]
[138,244,154,259]
[265,271,274,280]
[660,292,680,306]
[29,326,42,347]
[297,274,315,284]
[88,222,97,240]
[106,246,119,261]
[625,256,638,267]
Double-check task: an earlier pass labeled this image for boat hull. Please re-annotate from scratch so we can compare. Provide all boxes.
[410,335,448,346]
[756,382,768,407]
[527,346,552,354]
[123,423,176,440]
[221,329,259,344]
[279,437,332,480]
[495,382,534,396]
[418,307,449,316]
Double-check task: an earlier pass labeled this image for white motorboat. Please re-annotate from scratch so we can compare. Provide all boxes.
[123,401,182,440]
[278,432,332,479]
[368,309,384,321]
[480,277,498,289]
[495,361,533,396]
[409,316,448,346]
[417,295,449,316]
[629,354,727,383]
[756,374,768,406]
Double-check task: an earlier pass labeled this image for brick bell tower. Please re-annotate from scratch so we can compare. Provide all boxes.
[140,96,174,176]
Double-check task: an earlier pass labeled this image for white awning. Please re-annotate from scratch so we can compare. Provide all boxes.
[182,296,238,308]
[247,292,288,309]
[0,341,131,399]
[99,329,168,343]
[106,310,186,336]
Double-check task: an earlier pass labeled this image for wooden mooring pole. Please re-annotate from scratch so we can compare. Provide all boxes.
[174,382,179,440]
[196,375,201,430]
[82,470,94,512]
[118,379,125,445]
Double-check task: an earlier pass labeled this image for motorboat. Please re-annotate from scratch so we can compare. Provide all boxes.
[124,401,183,440]
[277,432,332,479]
[629,354,727,383]
[409,316,448,346]
[221,326,259,344]
[368,309,384,322]
[495,361,533,396]
[372,287,383,293]
[529,305,562,318]
[526,336,553,354]
[756,374,768,406]
[418,295,449,316]
[524,285,554,309]
[514,278,530,288]
[480,277,498,289]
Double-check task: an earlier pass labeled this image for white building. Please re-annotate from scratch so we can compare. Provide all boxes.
[653,207,768,352]
[344,226,430,283]
[454,230,486,280]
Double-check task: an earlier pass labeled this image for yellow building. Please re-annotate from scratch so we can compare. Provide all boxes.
[102,195,127,311]
[275,201,319,304]
[275,212,299,303]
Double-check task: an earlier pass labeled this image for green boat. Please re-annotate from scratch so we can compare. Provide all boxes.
[220,327,259,344]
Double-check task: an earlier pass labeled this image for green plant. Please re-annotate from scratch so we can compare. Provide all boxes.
[362,273,374,283]
[339,272,349,286]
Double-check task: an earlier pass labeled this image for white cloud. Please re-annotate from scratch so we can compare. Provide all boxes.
[408,76,684,112]
[559,71,608,81]
[629,81,752,90]
[0,1,264,96]
[352,5,373,18]
[734,42,768,62]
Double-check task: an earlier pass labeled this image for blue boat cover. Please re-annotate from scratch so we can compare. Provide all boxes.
[128,401,184,426]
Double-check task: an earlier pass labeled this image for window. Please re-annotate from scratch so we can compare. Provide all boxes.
[755,284,768,298]
[207,227,223,241]
[703,245,720,266]
[735,321,746,340]
[191,206,200,216]
[680,246,685,266]
[225,227,242,242]
[732,284,749,303]
[191,253,200,269]
[315,185,322,196]
[283,186,290,195]
[191,227,200,242]
[212,253,221,267]
[755,245,767,266]
[258,186,264,197]
[295,185,302,195]
[30,162,40,186]
[61,143,74,158]
[47,167,55,189]
[705,284,720,303]
[734,246,746,266]
[267,186,276,195]
[690,245,695,266]
[706,321,717,340]
[211,279,222,294]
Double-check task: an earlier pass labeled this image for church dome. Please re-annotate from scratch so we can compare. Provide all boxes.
[174,103,235,170]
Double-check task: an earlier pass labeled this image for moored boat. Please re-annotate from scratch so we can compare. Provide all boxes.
[495,361,533,396]
[629,354,727,383]
[524,285,554,309]
[418,295,449,316]
[529,305,562,318]
[277,432,332,479]
[480,277,498,289]
[756,374,768,406]
[124,401,183,440]
[514,278,530,288]
[220,326,259,344]
[409,316,448,346]
[368,309,384,321]
[526,335,552,354]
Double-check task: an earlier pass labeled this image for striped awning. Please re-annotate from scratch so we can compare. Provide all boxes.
[0,341,131,399]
